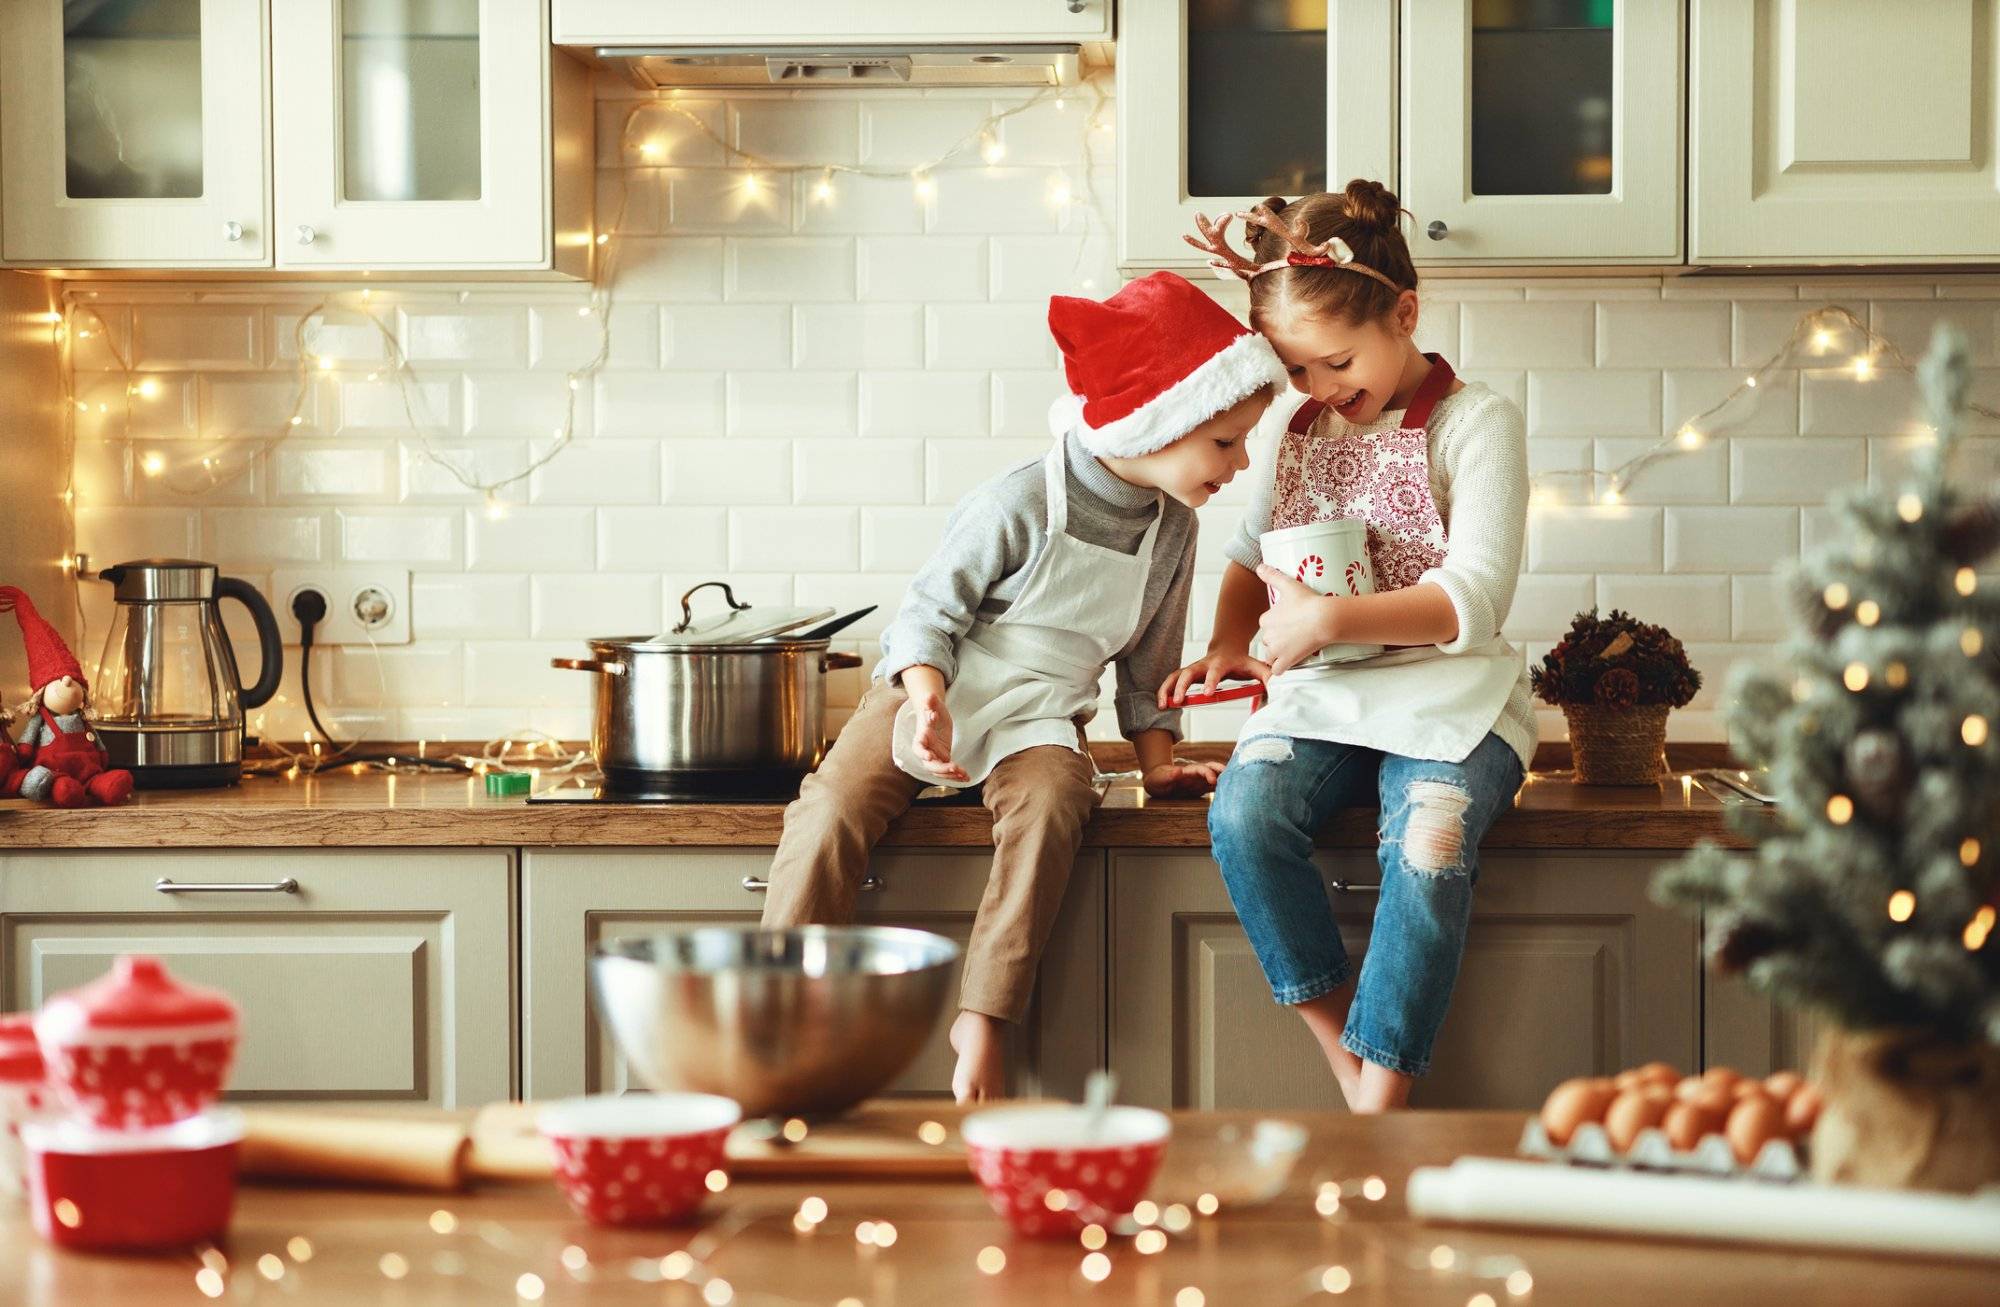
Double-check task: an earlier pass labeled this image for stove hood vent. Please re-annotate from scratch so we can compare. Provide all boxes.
[602,44,1080,89]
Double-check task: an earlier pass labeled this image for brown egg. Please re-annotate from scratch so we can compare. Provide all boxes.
[1541,1077,1619,1145]
[1725,1094,1784,1164]
[1731,1078,1771,1101]
[1673,1074,1707,1102]
[1675,1076,1735,1116]
[1662,1101,1724,1151]
[1763,1070,1804,1104]
[1604,1086,1673,1151]
[1614,1068,1647,1092]
[1636,1061,1681,1087]
[1785,1083,1823,1138]
[1701,1066,1743,1092]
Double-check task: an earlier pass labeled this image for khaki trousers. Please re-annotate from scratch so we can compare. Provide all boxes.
[758,682,1100,1023]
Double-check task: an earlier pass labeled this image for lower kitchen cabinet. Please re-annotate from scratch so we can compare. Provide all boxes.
[1702,969,1826,1080]
[0,849,515,1108]
[521,848,1104,1103]
[1109,851,1700,1111]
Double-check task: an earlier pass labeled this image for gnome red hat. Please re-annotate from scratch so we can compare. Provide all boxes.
[1048,271,1288,458]
[0,586,85,693]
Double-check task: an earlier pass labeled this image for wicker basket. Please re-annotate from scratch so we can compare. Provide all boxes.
[1562,703,1670,785]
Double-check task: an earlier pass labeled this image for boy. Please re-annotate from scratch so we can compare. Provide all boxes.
[759,272,1287,1101]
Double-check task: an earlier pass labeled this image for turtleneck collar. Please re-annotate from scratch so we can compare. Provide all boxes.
[1065,428,1161,515]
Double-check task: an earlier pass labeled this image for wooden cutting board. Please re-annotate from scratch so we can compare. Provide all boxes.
[239,1099,987,1191]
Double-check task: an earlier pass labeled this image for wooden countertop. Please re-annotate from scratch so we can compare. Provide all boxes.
[0,1111,1979,1306]
[0,764,1762,851]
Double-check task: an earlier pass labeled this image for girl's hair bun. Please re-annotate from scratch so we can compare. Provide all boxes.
[1339,178,1403,234]
[1261,195,1290,216]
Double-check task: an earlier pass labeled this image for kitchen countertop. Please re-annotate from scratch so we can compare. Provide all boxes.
[0,764,1761,850]
[0,1110,1977,1306]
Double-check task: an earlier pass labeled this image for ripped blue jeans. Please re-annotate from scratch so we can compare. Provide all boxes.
[1207,731,1524,1077]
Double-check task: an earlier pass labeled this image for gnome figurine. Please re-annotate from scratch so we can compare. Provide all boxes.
[0,587,133,808]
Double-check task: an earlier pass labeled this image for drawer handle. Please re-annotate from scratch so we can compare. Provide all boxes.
[741,875,883,893]
[156,877,300,894]
[1329,879,1380,895]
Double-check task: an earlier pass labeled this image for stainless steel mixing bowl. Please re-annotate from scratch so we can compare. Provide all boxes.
[588,926,961,1118]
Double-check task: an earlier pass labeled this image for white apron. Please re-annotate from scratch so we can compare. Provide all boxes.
[1240,355,1524,764]
[893,442,1163,787]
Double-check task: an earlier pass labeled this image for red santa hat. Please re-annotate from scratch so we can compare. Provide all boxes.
[1047,271,1288,458]
[0,586,85,693]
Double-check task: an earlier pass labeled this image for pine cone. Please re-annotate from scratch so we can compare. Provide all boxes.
[1593,667,1640,708]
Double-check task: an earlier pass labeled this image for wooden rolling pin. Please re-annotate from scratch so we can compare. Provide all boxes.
[238,1101,975,1191]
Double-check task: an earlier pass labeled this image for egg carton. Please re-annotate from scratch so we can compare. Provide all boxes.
[1517,1116,1805,1183]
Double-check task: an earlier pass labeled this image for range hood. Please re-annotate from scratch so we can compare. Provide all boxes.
[602,45,1080,89]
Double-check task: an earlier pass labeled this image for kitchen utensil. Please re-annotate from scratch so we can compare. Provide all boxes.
[588,926,959,1119]
[22,1108,243,1250]
[1258,520,1382,665]
[1174,680,1266,707]
[1152,1118,1307,1206]
[552,580,863,798]
[962,1103,1171,1239]
[537,1093,741,1226]
[89,559,283,788]
[34,956,238,1130]
[788,605,878,641]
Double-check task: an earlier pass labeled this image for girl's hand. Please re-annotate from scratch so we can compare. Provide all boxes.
[1254,564,1340,677]
[1159,650,1272,709]
[907,691,969,782]
[1142,759,1225,799]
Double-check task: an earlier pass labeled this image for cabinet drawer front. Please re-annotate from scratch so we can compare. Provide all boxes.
[554,1,1111,43]
[0,850,515,1107]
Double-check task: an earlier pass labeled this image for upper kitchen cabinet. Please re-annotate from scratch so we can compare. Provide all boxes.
[1119,1,1395,270]
[552,0,1112,45]
[273,0,591,272]
[1691,0,2000,265]
[1,0,593,274]
[0,0,272,268]
[1402,0,1683,264]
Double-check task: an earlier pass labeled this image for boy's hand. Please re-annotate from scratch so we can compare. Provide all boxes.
[906,691,969,782]
[1143,759,1224,799]
[1254,564,1340,677]
[1159,650,1271,709]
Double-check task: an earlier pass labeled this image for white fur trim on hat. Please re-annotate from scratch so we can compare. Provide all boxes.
[1054,331,1289,458]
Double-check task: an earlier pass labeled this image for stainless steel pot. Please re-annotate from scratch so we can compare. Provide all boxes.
[552,583,863,797]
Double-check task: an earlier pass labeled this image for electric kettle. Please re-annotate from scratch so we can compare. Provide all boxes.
[90,560,283,788]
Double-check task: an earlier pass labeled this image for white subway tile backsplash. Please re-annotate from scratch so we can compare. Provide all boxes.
[860,101,994,166]
[133,305,262,371]
[532,573,664,638]
[1527,370,1661,437]
[1731,574,1789,642]
[273,446,393,500]
[795,439,924,505]
[340,378,458,435]
[1664,507,1798,573]
[529,439,662,505]
[1502,574,1596,640]
[1730,436,1866,506]
[1800,368,1921,436]
[860,507,952,570]
[463,641,577,707]
[274,308,390,364]
[413,573,529,639]
[732,100,861,163]
[531,302,660,371]
[1460,301,1593,369]
[860,372,990,438]
[203,376,317,435]
[788,575,904,640]
[399,307,526,366]
[991,370,1064,438]
[666,169,793,233]
[206,510,326,566]
[399,441,530,503]
[1529,505,1662,573]
[795,173,927,236]
[726,238,857,301]
[467,507,595,571]
[75,506,200,564]
[662,439,793,505]
[1413,300,1460,358]
[858,236,987,301]
[926,304,1056,368]
[614,237,725,301]
[730,507,860,572]
[728,371,858,437]
[78,374,198,440]
[1873,300,2000,365]
[1662,369,1799,437]
[594,373,726,438]
[989,235,1115,301]
[662,305,791,370]
[339,510,459,566]
[1594,439,1729,505]
[605,99,726,168]
[464,372,586,440]
[928,169,1066,234]
[1597,300,1729,369]
[597,508,730,571]
[331,644,462,710]
[1733,299,1863,366]
[926,439,1046,503]
[793,305,924,369]
[1595,575,1732,641]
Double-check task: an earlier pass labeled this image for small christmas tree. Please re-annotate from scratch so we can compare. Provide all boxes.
[1656,326,2000,1048]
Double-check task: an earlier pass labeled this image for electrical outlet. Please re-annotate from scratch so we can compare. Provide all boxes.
[270,569,411,646]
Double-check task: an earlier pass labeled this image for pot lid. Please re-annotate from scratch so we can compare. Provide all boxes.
[0,1012,42,1083]
[33,956,239,1044]
[651,581,835,646]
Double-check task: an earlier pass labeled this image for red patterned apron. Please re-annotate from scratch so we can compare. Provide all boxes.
[1239,355,1526,764]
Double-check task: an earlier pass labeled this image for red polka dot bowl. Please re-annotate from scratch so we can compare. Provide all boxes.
[536,1092,741,1227]
[33,956,239,1130]
[962,1104,1172,1239]
[21,1108,242,1250]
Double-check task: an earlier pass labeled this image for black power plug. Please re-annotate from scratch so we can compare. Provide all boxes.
[289,588,336,746]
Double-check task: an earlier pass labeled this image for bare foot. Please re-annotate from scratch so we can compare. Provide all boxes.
[948,1009,1007,1104]
[1293,990,1364,1108]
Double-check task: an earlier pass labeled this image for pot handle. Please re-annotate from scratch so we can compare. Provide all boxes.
[820,651,864,672]
[551,657,627,675]
[674,580,751,634]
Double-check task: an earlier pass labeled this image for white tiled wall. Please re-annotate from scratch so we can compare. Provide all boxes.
[65,79,2000,749]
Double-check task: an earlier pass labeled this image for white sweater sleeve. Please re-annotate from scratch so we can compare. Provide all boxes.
[1419,389,1529,656]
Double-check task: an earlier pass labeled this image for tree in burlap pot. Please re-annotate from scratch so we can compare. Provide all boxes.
[1656,326,2000,1193]
[1531,610,1700,785]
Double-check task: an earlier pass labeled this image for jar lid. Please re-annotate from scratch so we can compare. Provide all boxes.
[34,956,239,1046]
[0,1012,43,1083]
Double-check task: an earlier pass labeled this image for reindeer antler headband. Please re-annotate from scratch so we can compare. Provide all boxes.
[1183,205,1403,293]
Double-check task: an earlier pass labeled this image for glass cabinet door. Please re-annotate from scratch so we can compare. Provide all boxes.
[1119,0,1395,270]
[273,0,553,268]
[1403,0,1682,263]
[1,0,270,266]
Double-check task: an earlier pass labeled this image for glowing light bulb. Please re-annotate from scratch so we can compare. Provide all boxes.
[639,140,664,161]
[1965,905,1995,951]
[1853,355,1875,381]
[1812,328,1835,352]
[912,172,936,202]
[1677,425,1703,449]
[1962,628,1983,657]
[1855,599,1880,626]
[1887,889,1915,922]
[740,172,763,197]
[1048,175,1073,207]
[1745,375,1758,388]
[484,495,507,521]
[289,415,304,426]
[133,377,161,399]
[1897,493,1923,522]
[1826,794,1854,825]
[595,232,609,245]
[1823,582,1850,609]
[1600,484,1623,506]
[1957,567,1978,595]
[981,133,1005,165]
[812,171,835,203]
[1964,714,1989,746]
[141,452,165,477]
[1960,837,1981,866]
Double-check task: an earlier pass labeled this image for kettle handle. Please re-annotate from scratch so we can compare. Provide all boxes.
[216,577,284,710]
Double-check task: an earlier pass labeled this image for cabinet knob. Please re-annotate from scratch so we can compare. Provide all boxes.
[296,224,318,246]
[741,874,883,893]
[1426,220,1449,242]
[1067,0,1087,12]
[223,220,244,242]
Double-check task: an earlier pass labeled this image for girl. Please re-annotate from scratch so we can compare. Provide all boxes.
[1164,181,1534,1113]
